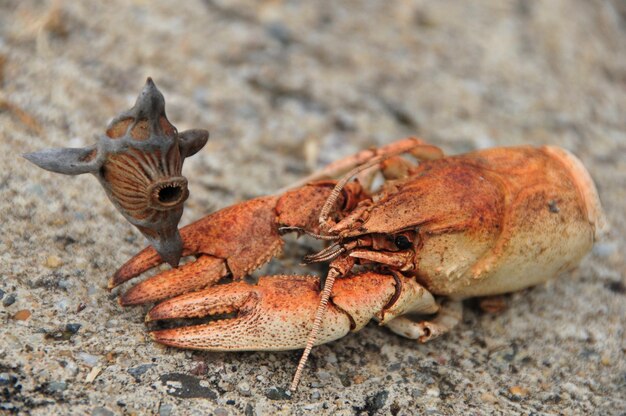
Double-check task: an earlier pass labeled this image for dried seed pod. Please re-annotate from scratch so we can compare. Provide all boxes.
[24,78,209,267]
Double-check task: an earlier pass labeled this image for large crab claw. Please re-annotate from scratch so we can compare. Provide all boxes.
[109,196,285,305]
[109,181,347,305]
[146,272,439,351]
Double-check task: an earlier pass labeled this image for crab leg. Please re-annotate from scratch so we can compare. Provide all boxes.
[109,196,284,304]
[316,138,444,232]
[146,271,400,348]
[119,255,227,305]
[384,300,463,343]
[146,272,439,384]
[110,181,362,305]
[283,137,443,191]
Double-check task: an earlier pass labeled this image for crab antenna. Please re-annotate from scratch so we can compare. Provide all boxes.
[302,243,345,264]
[290,270,338,391]
[317,154,393,232]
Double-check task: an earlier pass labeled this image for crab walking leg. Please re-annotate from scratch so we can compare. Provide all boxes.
[317,139,444,231]
[280,137,443,192]
[384,300,463,343]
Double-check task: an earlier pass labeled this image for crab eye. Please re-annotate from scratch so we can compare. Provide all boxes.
[394,235,412,250]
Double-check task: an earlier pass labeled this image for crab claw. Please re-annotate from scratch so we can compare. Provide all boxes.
[146,272,409,351]
[147,276,352,351]
[110,196,284,305]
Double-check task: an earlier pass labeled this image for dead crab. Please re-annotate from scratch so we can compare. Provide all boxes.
[107,137,606,390]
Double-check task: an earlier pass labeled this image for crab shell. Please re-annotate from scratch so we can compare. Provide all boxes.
[330,145,606,298]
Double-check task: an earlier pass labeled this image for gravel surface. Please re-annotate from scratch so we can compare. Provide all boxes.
[1,1,625,415]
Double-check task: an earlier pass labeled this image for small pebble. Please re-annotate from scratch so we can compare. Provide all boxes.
[265,387,292,400]
[158,403,173,416]
[12,310,31,321]
[0,289,4,300]
[77,352,99,367]
[45,255,63,269]
[66,323,81,334]
[0,373,13,384]
[480,392,498,403]
[317,370,331,380]
[353,374,366,384]
[46,381,68,393]
[311,391,321,400]
[363,390,388,414]
[190,361,207,376]
[128,364,156,382]
[592,241,617,258]
[58,279,73,290]
[562,382,582,396]
[426,387,440,398]
[91,407,114,416]
[388,362,402,372]
[412,388,424,398]
[214,407,229,416]
[65,360,79,377]
[85,366,102,383]
[3,294,16,307]
[237,381,251,396]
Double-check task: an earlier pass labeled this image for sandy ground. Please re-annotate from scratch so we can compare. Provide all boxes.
[1,1,625,415]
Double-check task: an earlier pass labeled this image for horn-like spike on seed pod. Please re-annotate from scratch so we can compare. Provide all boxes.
[24,78,209,267]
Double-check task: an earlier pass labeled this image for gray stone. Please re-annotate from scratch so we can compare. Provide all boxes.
[77,352,100,367]
[158,403,173,416]
[91,408,114,416]
[128,364,156,382]
[2,294,15,307]
[237,381,252,396]
[46,381,68,393]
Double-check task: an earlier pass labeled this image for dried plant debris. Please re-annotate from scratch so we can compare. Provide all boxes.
[24,78,209,266]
